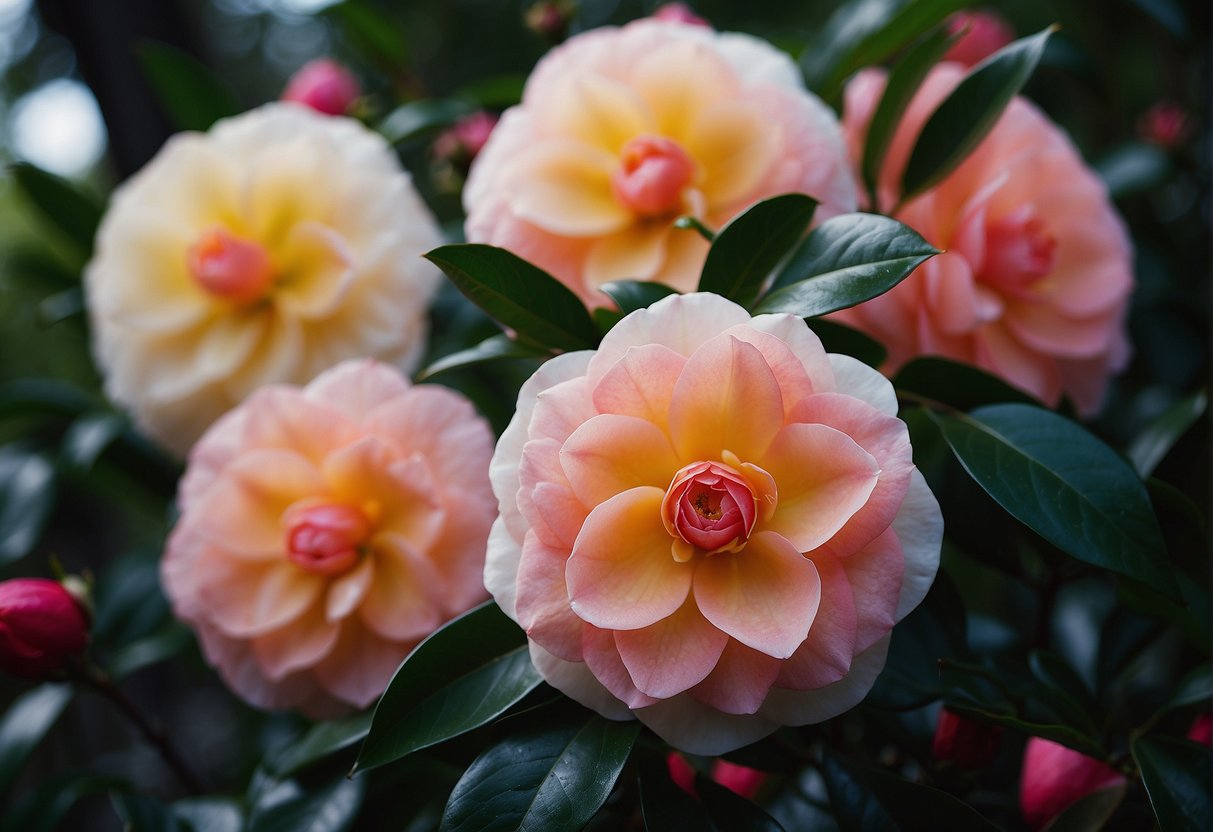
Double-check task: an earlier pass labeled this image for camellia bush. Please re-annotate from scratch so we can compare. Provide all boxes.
[0,1,1208,830]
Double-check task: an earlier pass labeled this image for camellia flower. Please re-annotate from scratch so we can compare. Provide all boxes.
[161,360,495,717]
[281,59,362,116]
[464,19,857,307]
[0,578,90,679]
[1019,737,1126,830]
[836,65,1133,415]
[485,293,942,753]
[932,706,1003,768]
[85,104,443,454]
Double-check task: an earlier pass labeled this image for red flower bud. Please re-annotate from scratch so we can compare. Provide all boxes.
[282,59,361,116]
[652,3,710,27]
[0,578,90,679]
[1019,737,1126,831]
[932,707,1004,768]
[1137,101,1191,150]
[666,753,767,800]
[1187,712,1212,747]
[944,10,1015,68]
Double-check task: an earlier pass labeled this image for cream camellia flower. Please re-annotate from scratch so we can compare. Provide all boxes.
[485,293,942,753]
[834,65,1133,415]
[162,360,494,717]
[85,103,443,454]
[464,19,858,307]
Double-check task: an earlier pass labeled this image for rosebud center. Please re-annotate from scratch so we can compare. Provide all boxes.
[188,227,276,303]
[284,502,370,575]
[661,457,776,559]
[982,212,1057,300]
[611,135,696,218]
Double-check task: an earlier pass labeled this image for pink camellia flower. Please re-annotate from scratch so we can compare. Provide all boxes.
[667,752,767,799]
[282,59,361,116]
[652,3,709,27]
[836,65,1133,415]
[485,293,942,753]
[162,360,495,717]
[85,104,442,454]
[1137,101,1191,150]
[943,10,1015,68]
[0,578,90,680]
[932,707,1003,768]
[464,19,857,308]
[1019,737,1126,830]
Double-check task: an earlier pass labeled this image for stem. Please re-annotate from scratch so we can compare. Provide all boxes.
[69,661,207,795]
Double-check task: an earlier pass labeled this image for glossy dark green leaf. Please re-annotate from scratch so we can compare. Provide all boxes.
[0,378,97,421]
[137,41,240,131]
[1045,783,1127,832]
[2,772,126,832]
[697,774,785,832]
[106,621,193,680]
[597,280,680,315]
[248,776,365,832]
[60,412,127,475]
[425,244,598,352]
[0,684,72,796]
[862,26,959,203]
[1027,650,1101,736]
[820,751,897,832]
[698,194,817,308]
[270,713,373,778]
[440,715,640,832]
[893,357,1038,411]
[1127,389,1207,477]
[418,333,549,380]
[0,445,56,564]
[943,703,1105,758]
[593,307,625,335]
[173,798,244,832]
[931,404,1181,600]
[1133,735,1212,832]
[323,0,409,70]
[637,753,710,832]
[356,602,542,772]
[1164,665,1211,713]
[36,287,85,326]
[112,793,184,832]
[902,27,1055,200]
[807,319,887,368]
[9,163,103,252]
[379,99,475,145]
[1096,142,1173,200]
[454,74,525,108]
[864,769,1003,831]
[801,0,969,102]
[755,214,937,317]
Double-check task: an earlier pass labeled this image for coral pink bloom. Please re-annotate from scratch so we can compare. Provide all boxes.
[944,10,1014,68]
[1019,737,1126,830]
[162,361,495,717]
[485,294,942,753]
[836,65,1133,415]
[282,59,361,116]
[464,20,857,308]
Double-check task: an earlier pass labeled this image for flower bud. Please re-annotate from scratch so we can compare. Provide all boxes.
[932,707,1004,768]
[1137,101,1190,150]
[282,59,361,116]
[652,3,710,27]
[0,578,90,679]
[525,0,575,43]
[944,10,1015,68]
[1187,712,1211,746]
[432,111,498,173]
[1019,737,1126,831]
[666,753,767,799]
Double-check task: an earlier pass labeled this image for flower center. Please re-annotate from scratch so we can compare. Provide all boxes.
[611,135,696,218]
[981,212,1057,300]
[283,502,370,575]
[187,227,276,303]
[661,454,777,561]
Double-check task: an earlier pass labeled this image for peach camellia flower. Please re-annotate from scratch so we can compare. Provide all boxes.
[485,293,942,753]
[161,360,494,717]
[85,104,443,455]
[464,19,857,308]
[835,65,1133,416]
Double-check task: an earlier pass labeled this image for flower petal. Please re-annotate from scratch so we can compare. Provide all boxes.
[508,140,631,237]
[199,559,325,638]
[689,639,782,714]
[890,470,942,621]
[591,343,687,434]
[776,549,858,690]
[759,634,891,725]
[838,528,904,653]
[325,555,375,622]
[584,223,671,288]
[614,597,729,699]
[358,532,444,642]
[636,694,778,756]
[528,641,633,721]
[560,414,682,508]
[515,531,585,662]
[252,602,340,681]
[583,626,660,709]
[312,617,408,709]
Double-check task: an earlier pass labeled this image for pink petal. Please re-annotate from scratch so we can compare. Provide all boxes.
[312,617,410,709]
[515,531,585,662]
[776,549,858,690]
[518,437,586,549]
[582,626,660,709]
[325,555,375,621]
[560,414,682,508]
[199,558,325,638]
[358,532,443,642]
[636,694,778,756]
[566,487,693,630]
[889,470,942,621]
[975,323,1062,406]
[507,140,630,236]
[839,527,904,653]
[615,598,729,698]
[591,343,687,428]
[304,359,411,422]
[669,334,785,463]
[528,641,633,721]
[719,326,817,418]
[759,634,891,726]
[692,530,820,659]
[252,603,340,681]
[689,639,782,714]
[584,223,671,288]
[239,387,359,463]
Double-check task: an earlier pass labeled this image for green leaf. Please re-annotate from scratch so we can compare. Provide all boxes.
[820,750,898,832]
[1127,390,1207,477]
[2,772,126,832]
[173,798,244,832]
[59,412,127,476]
[356,602,542,773]
[807,319,888,368]
[864,769,1004,831]
[931,404,1181,600]
[112,793,184,832]
[1044,783,1126,832]
[137,41,240,132]
[1027,650,1101,736]
[324,0,409,71]
[696,774,785,832]
[0,445,57,564]
[106,621,192,680]
[248,777,365,832]
[440,715,640,832]
[454,74,526,108]
[269,713,373,778]
[9,163,103,252]
[1096,142,1173,200]
[597,280,680,315]
[418,334,549,380]
[0,379,97,422]
[754,213,937,318]
[893,357,1038,411]
[1133,735,1212,832]
[862,26,960,204]
[379,99,475,145]
[425,244,598,352]
[943,703,1105,759]
[0,684,72,796]
[697,194,817,308]
[901,27,1055,200]
[801,0,970,102]
[1164,665,1211,713]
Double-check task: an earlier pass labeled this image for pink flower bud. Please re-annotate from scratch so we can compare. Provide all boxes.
[525,0,575,42]
[944,10,1015,68]
[0,578,90,679]
[1187,712,1212,746]
[932,707,1003,768]
[1019,738,1126,831]
[282,59,361,116]
[652,3,710,27]
[611,135,698,218]
[432,111,499,171]
[1137,101,1190,150]
[660,457,777,560]
[666,753,768,799]
[187,227,277,304]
